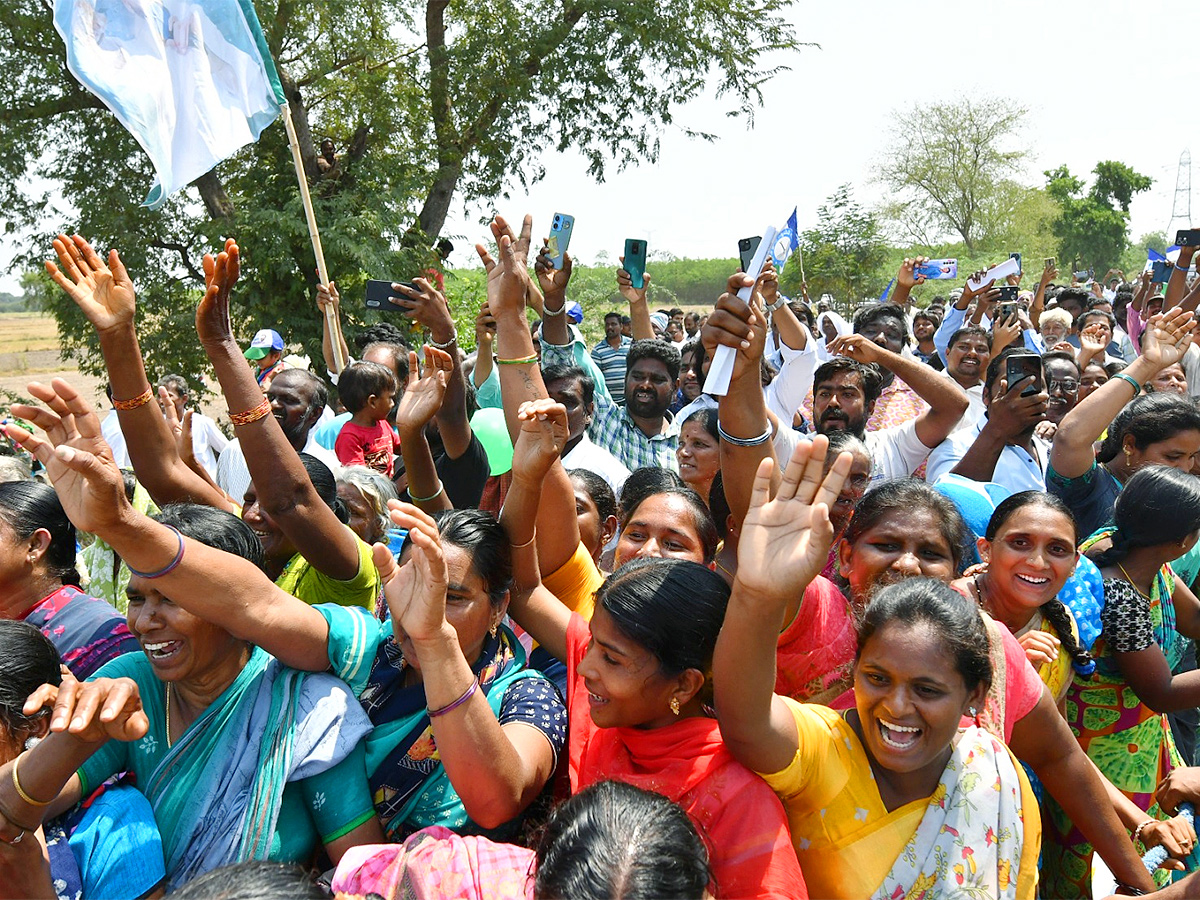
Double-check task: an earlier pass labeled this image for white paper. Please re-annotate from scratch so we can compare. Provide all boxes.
[703,226,778,397]
[967,256,1020,291]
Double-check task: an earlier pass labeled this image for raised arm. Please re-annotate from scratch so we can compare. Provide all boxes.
[44,235,229,510]
[1051,308,1194,479]
[317,281,351,377]
[618,261,655,341]
[377,501,556,828]
[888,257,928,311]
[392,277,472,460]
[1030,259,1057,329]
[393,348,454,513]
[5,379,332,671]
[827,334,969,448]
[714,438,852,775]
[498,399,575,664]
[195,240,360,580]
[1166,244,1198,311]
[479,216,580,577]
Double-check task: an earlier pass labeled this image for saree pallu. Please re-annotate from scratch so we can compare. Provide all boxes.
[774,575,857,707]
[1041,529,1183,898]
[145,647,372,888]
[870,726,1038,900]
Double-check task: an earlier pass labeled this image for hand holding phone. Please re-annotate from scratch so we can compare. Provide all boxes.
[913,259,958,280]
[623,239,648,290]
[1005,352,1043,398]
[365,279,416,313]
[1176,229,1200,248]
[546,213,575,269]
[738,236,762,272]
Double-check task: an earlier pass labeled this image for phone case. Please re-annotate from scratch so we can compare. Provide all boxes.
[547,213,575,269]
[738,236,762,272]
[913,259,958,280]
[365,279,405,312]
[623,239,647,290]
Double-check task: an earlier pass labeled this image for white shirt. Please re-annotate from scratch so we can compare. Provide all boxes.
[563,434,631,497]
[774,417,933,485]
[102,410,229,479]
[216,433,342,503]
[925,417,1051,493]
[941,371,986,435]
[101,412,131,468]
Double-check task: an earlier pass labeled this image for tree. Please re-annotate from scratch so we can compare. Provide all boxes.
[1045,161,1152,273]
[780,184,888,307]
[877,96,1029,251]
[0,0,805,383]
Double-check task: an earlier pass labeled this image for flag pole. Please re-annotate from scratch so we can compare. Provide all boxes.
[280,102,347,372]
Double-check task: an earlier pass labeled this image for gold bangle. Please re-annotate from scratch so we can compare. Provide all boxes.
[11,753,51,807]
[229,398,272,427]
[496,354,538,365]
[112,386,154,411]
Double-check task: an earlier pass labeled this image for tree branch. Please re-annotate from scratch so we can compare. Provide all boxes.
[149,237,204,283]
[192,171,235,222]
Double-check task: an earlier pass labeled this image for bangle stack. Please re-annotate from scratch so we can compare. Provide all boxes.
[428,679,479,718]
[229,398,272,427]
[717,421,774,447]
[112,386,154,411]
[428,328,458,350]
[128,525,186,579]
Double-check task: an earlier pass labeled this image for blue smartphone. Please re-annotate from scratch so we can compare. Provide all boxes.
[546,213,575,269]
[1009,252,1022,273]
[623,238,647,290]
[1152,260,1174,283]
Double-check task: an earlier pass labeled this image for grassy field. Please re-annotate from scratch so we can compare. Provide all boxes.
[0,312,110,410]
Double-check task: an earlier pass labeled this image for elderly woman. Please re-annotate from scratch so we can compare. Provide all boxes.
[3,379,564,847]
[0,481,139,678]
[0,502,380,890]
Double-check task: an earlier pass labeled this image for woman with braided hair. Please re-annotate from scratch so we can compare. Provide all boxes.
[1041,466,1200,895]
[954,491,1093,705]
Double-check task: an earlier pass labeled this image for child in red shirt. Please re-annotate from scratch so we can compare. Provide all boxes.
[334,360,400,476]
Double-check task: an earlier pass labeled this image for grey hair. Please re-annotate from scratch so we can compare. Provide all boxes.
[337,465,399,533]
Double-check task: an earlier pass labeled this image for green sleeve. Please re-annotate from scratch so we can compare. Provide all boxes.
[297,741,376,843]
[315,602,387,696]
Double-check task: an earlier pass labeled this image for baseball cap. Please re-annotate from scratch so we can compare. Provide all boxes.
[565,301,583,324]
[244,328,284,360]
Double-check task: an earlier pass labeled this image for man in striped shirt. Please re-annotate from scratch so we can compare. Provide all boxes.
[592,311,632,402]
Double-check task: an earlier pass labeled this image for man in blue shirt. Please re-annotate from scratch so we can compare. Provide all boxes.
[592,311,631,402]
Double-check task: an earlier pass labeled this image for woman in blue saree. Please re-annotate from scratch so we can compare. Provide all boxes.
[0,502,381,890]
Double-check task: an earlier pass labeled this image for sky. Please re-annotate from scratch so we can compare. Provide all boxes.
[4,0,1199,289]
[436,0,1200,270]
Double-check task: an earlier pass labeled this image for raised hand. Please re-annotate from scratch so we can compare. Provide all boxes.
[756,259,779,308]
[195,239,240,347]
[316,281,340,314]
[475,301,497,346]
[1078,322,1108,358]
[5,379,128,536]
[380,501,449,645]
[1040,260,1059,285]
[511,398,569,487]
[735,436,852,601]
[700,271,764,383]
[45,235,136,334]
[1142,307,1195,370]
[394,347,452,438]
[158,387,197,467]
[898,256,929,289]
[391,277,455,338]
[33,673,148,745]
[475,219,533,320]
[827,333,888,366]
[535,243,572,304]
[616,259,652,305]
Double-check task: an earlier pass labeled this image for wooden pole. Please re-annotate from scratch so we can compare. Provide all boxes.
[280,102,346,372]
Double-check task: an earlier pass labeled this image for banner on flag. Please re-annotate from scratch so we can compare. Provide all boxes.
[54,0,286,209]
[770,207,800,270]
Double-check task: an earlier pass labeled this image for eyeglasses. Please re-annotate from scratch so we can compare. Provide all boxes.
[1047,379,1079,394]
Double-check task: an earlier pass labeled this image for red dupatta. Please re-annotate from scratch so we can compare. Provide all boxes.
[564,615,806,900]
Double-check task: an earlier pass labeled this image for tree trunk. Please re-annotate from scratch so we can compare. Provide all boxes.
[416,160,461,240]
[194,171,235,221]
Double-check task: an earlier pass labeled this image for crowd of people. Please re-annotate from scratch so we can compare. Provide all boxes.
[4,217,1200,899]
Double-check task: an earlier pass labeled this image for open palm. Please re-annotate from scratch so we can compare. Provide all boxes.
[395,347,452,433]
[45,235,136,333]
[1143,307,1194,369]
[736,437,853,600]
[382,502,450,645]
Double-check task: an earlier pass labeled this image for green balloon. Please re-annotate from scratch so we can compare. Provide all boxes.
[470,407,513,476]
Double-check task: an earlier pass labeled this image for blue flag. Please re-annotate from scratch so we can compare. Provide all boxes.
[1148,247,1167,262]
[53,0,286,209]
[879,278,895,302]
[771,207,800,270]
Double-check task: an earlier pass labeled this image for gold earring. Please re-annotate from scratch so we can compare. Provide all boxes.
[669,697,681,716]
[489,622,498,639]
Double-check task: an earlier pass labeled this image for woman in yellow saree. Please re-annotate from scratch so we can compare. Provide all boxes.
[713,439,1040,899]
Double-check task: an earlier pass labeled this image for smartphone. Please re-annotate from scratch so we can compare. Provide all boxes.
[1006,352,1043,398]
[1073,270,1091,282]
[996,302,1021,322]
[546,213,574,269]
[1176,229,1200,247]
[623,238,648,290]
[1009,252,1022,272]
[1044,257,1056,270]
[995,285,1019,304]
[913,258,958,280]
[365,279,417,312]
[738,236,762,272]
[1151,260,1174,283]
